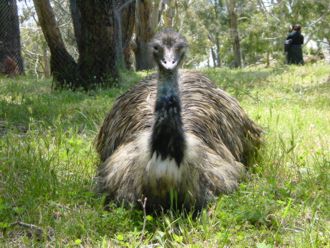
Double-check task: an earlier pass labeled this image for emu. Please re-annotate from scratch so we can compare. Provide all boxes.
[96,29,262,210]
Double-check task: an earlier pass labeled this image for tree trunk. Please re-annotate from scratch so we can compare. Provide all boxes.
[213,0,221,67]
[162,0,177,28]
[76,0,119,87]
[113,0,135,70]
[119,0,135,70]
[322,38,330,64]
[211,48,216,68]
[69,0,83,54]
[42,42,51,78]
[215,36,221,67]
[135,0,160,70]
[226,0,242,68]
[36,0,125,89]
[33,0,78,88]
[0,0,24,75]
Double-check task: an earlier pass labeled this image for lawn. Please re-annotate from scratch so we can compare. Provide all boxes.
[0,63,329,247]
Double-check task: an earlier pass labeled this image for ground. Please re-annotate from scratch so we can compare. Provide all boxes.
[0,63,329,247]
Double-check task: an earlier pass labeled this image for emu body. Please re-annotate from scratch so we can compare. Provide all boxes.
[96,30,262,210]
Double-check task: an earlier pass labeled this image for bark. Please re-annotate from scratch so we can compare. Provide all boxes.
[211,48,216,68]
[119,0,135,69]
[113,0,135,70]
[0,0,24,75]
[69,0,83,54]
[226,0,242,68]
[35,0,125,89]
[321,38,330,64]
[135,0,161,70]
[215,36,221,67]
[42,42,51,77]
[33,0,78,88]
[162,0,176,28]
[76,0,118,87]
[213,0,221,67]
[208,34,221,67]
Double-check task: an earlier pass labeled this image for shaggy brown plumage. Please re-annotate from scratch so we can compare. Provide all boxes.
[95,30,262,210]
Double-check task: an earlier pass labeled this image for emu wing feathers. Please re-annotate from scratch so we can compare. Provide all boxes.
[96,74,157,162]
[96,71,261,164]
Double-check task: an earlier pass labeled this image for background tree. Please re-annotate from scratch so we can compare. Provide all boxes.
[134,0,162,70]
[75,0,119,87]
[32,0,78,87]
[32,0,135,89]
[0,0,24,75]
[118,1,136,69]
[226,0,242,67]
[15,0,330,82]
[194,0,227,67]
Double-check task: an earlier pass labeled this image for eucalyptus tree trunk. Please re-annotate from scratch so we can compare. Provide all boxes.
[208,34,221,67]
[226,0,242,68]
[42,42,51,77]
[113,0,136,70]
[33,0,78,88]
[135,0,161,70]
[211,48,216,68]
[76,0,119,87]
[322,38,330,64]
[119,0,135,69]
[0,0,24,75]
[162,0,178,28]
[215,36,221,67]
[36,0,134,89]
[213,0,221,67]
[69,0,82,54]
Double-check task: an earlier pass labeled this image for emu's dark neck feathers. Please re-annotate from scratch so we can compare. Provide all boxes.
[151,71,185,166]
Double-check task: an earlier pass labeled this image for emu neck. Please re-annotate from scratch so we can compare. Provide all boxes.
[157,70,179,94]
[151,70,185,166]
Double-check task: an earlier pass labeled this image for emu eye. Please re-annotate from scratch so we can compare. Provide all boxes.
[176,43,186,52]
[153,45,159,51]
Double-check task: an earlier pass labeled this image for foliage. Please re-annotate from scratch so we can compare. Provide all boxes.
[1,63,329,246]
[169,0,330,67]
[17,0,330,77]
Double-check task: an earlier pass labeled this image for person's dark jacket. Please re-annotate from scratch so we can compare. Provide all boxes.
[287,31,304,45]
[285,31,304,64]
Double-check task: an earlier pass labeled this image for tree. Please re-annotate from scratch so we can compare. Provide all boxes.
[194,0,226,67]
[0,0,24,75]
[134,0,161,70]
[113,0,136,70]
[226,0,241,67]
[33,0,135,89]
[75,0,119,87]
[33,0,78,87]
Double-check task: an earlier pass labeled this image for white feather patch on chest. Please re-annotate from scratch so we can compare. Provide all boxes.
[146,153,183,183]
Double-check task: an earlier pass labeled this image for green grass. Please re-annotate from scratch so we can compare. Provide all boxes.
[0,63,329,247]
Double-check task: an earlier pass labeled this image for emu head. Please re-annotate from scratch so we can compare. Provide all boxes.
[150,29,188,71]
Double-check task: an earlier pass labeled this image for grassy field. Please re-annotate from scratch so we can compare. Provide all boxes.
[0,63,329,247]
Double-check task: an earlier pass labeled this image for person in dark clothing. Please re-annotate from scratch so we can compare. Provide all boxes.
[285,24,304,64]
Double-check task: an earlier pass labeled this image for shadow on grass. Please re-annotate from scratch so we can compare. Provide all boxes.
[0,72,143,134]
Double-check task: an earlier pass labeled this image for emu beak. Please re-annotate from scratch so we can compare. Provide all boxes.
[160,59,178,70]
[160,49,178,70]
